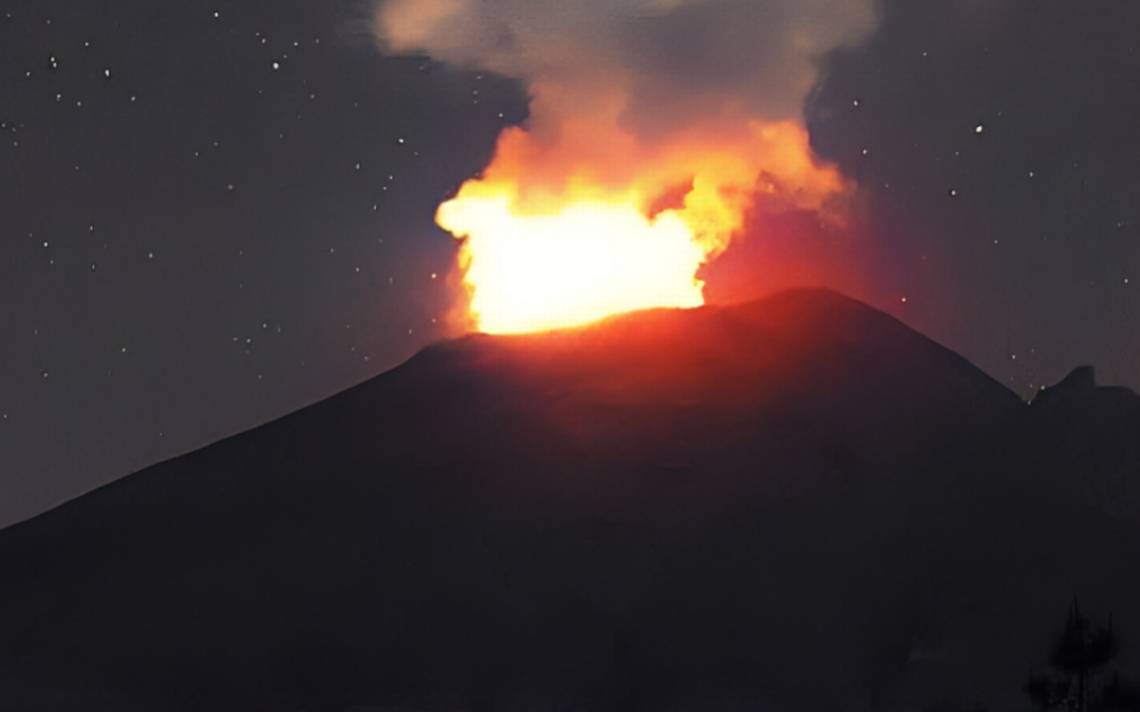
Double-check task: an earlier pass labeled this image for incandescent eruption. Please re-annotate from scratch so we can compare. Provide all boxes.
[376,0,876,333]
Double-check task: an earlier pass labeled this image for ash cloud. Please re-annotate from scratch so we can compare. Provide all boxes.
[374,0,877,139]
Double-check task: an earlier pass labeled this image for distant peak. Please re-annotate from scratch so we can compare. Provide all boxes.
[1057,365,1097,391]
[1032,365,1097,407]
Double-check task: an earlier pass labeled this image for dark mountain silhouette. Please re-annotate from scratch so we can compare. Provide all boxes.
[1,289,1138,711]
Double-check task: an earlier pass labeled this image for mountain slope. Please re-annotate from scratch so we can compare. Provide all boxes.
[1,289,1137,712]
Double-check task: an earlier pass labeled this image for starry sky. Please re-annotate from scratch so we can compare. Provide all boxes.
[1,0,1137,527]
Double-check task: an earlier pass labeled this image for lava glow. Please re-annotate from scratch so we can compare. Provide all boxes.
[440,196,704,334]
[437,118,848,334]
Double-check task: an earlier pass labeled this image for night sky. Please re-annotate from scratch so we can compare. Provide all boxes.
[2,0,1137,527]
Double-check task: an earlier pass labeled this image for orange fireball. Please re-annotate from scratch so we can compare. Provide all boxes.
[437,116,848,334]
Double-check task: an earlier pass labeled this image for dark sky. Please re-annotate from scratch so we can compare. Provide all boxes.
[1,0,1137,527]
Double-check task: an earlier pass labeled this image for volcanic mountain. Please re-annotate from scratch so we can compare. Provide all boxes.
[2,289,1138,711]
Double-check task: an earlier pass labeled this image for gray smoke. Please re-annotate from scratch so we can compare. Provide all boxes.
[375,0,877,139]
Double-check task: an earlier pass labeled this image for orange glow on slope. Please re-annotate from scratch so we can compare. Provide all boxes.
[437,114,848,334]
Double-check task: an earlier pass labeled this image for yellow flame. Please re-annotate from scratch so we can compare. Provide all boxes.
[436,118,848,334]
[440,195,704,334]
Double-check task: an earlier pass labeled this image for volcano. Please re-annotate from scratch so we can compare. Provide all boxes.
[2,289,1138,711]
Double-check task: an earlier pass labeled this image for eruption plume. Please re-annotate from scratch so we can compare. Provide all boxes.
[375,0,876,333]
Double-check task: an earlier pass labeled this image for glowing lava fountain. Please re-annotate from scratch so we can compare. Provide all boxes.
[440,196,704,335]
[437,120,848,335]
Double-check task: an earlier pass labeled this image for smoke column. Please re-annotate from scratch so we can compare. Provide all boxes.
[375,0,877,333]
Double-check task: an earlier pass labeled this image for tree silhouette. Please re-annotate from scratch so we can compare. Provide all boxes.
[1101,673,1140,711]
[1024,601,1139,712]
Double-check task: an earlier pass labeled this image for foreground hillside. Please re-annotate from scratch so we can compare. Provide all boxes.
[1,289,1137,711]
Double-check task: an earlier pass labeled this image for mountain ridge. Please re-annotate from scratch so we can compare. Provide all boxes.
[1,287,1027,533]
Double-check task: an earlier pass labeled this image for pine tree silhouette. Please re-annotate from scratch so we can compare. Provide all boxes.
[1024,601,1139,712]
